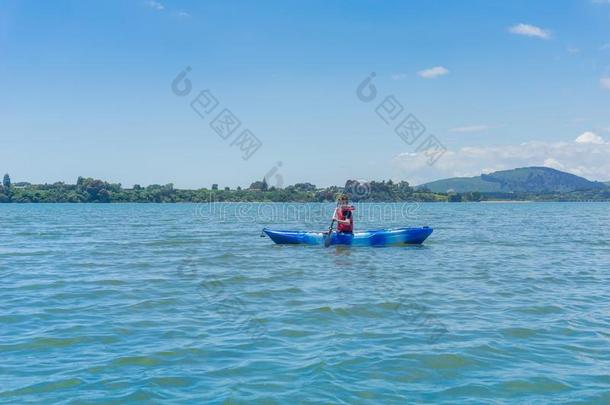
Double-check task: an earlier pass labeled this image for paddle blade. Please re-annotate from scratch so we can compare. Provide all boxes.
[323,217,335,248]
[324,231,333,247]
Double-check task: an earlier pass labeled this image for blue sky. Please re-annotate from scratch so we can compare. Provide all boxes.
[1,0,609,188]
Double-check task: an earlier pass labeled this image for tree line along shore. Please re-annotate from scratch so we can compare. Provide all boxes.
[1,174,609,203]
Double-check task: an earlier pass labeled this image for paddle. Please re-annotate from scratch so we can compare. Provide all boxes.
[324,205,338,247]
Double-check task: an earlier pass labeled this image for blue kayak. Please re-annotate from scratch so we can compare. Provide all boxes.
[262,226,433,246]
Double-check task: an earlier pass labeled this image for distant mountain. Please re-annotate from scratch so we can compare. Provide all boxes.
[418,167,608,193]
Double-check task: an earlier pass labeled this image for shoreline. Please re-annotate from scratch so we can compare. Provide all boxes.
[1,200,609,204]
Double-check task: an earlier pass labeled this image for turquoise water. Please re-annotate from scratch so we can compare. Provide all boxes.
[1,202,610,404]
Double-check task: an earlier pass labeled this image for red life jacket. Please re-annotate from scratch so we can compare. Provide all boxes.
[337,206,355,233]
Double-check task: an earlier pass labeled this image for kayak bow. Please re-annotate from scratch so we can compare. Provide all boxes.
[262,226,433,246]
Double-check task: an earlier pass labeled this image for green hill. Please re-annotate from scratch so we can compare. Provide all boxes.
[418,167,607,193]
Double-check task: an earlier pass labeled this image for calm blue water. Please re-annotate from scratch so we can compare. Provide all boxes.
[1,202,610,404]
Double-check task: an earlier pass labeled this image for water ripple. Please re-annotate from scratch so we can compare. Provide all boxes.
[1,203,609,403]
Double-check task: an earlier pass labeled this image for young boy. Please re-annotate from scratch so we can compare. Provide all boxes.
[334,195,355,234]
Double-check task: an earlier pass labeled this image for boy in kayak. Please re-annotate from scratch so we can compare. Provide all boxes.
[334,195,355,234]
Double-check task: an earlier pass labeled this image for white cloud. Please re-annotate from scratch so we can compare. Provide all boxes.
[575,131,604,144]
[508,23,551,40]
[566,46,580,54]
[601,77,610,90]
[175,11,190,17]
[449,125,493,133]
[600,43,610,50]
[145,0,164,10]
[417,66,449,79]
[391,73,407,81]
[543,158,565,170]
[393,132,610,184]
